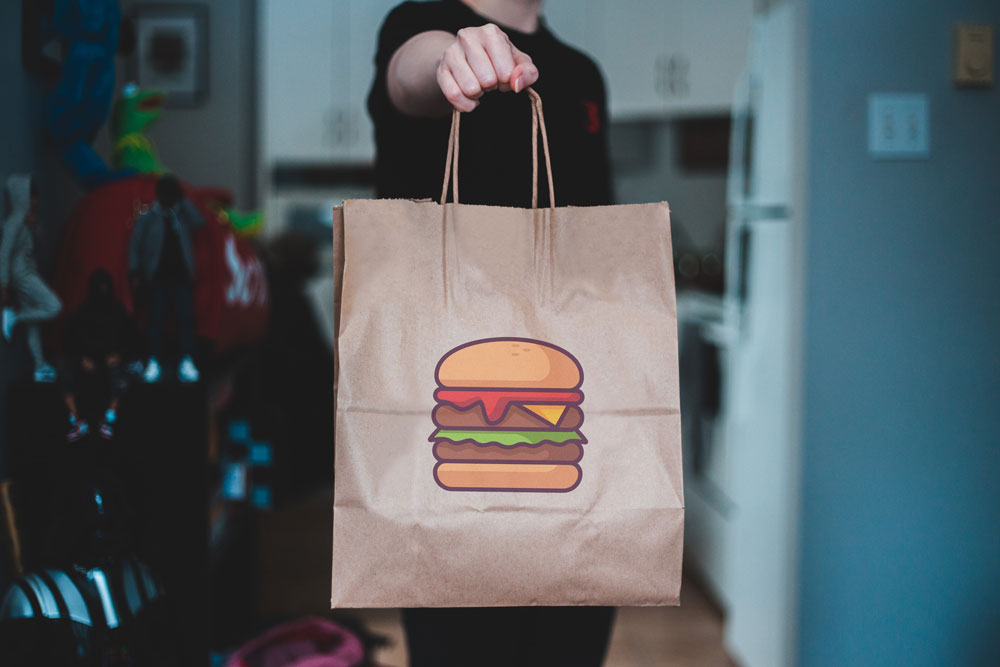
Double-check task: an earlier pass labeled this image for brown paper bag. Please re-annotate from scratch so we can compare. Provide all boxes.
[332,90,683,608]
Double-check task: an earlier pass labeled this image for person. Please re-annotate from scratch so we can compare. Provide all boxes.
[128,174,203,384]
[62,269,135,441]
[370,0,612,208]
[369,1,614,665]
[0,174,62,383]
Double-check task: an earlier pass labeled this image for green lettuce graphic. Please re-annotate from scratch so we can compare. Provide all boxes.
[429,429,586,446]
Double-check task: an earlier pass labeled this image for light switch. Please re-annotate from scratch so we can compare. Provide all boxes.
[868,93,930,160]
[955,24,994,87]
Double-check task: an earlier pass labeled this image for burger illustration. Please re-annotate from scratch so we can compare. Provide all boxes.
[430,338,586,492]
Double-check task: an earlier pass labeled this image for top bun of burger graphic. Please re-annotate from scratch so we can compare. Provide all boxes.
[430,338,586,492]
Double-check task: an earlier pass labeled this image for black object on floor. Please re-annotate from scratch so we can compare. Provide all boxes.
[2,379,209,665]
[116,382,210,667]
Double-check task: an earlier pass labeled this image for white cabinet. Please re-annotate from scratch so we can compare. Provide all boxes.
[544,0,752,119]
[675,0,754,115]
[539,0,602,56]
[260,0,753,166]
[594,0,681,118]
[344,0,399,162]
[260,0,395,165]
[260,0,343,163]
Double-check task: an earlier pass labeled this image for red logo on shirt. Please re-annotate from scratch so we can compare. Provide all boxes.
[582,101,600,134]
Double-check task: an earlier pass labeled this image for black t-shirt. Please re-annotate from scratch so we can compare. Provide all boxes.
[369,0,614,208]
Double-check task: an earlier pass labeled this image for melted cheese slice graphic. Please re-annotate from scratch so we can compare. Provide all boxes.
[522,404,567,426]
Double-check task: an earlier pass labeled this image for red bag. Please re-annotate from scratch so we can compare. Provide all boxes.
[50,175,269,355]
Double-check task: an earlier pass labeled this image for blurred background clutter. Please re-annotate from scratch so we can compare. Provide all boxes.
[1,0,998,665]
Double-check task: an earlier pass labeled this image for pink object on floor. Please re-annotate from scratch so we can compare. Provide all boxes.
[224,616,365,667]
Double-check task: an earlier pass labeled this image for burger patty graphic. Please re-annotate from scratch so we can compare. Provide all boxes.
[430,338,586,492]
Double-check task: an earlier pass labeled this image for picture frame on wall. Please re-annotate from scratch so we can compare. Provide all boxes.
[130,4,209,108]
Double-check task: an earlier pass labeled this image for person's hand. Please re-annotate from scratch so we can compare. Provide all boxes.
[437,24,539,112]
[106,353,121,368]
[81,357,96,372]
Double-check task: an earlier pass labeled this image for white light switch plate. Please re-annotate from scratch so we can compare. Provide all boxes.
[868,93,930,159]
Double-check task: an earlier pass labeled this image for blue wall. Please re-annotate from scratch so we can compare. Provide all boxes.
[0,0,46,468]
[800,1,1000,665]
[0,1,82,594]
[0,2,86,436]
[0,0,40,594]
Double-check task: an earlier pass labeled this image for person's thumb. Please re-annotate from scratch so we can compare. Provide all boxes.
[509,47,538,93]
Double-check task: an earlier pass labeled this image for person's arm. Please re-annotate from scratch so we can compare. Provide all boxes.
[387,23,539,116]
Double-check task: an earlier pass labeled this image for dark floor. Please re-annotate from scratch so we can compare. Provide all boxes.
[258,487,737,667]
[355,583,736,667]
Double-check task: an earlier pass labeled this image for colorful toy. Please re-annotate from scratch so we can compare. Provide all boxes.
[62,269,135,441]
[41,0,132,189]
[1,174,62,382]
[109,83,265,237]
[129,175,203,383]
[50,174,269,359]
[110,83,167,174]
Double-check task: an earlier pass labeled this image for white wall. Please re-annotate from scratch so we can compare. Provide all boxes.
[124,0,258,208]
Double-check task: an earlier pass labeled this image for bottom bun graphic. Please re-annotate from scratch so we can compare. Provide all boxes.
[434,462,582,492]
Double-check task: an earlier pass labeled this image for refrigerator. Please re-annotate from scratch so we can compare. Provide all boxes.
[678,2,800,666]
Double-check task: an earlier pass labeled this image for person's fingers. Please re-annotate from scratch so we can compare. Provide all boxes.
[457,28,499,91]
[440,26,537,108]
[480,24,516,87]
[437,65,478,112]
[509,46,539,93]
[443,43,484,100]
